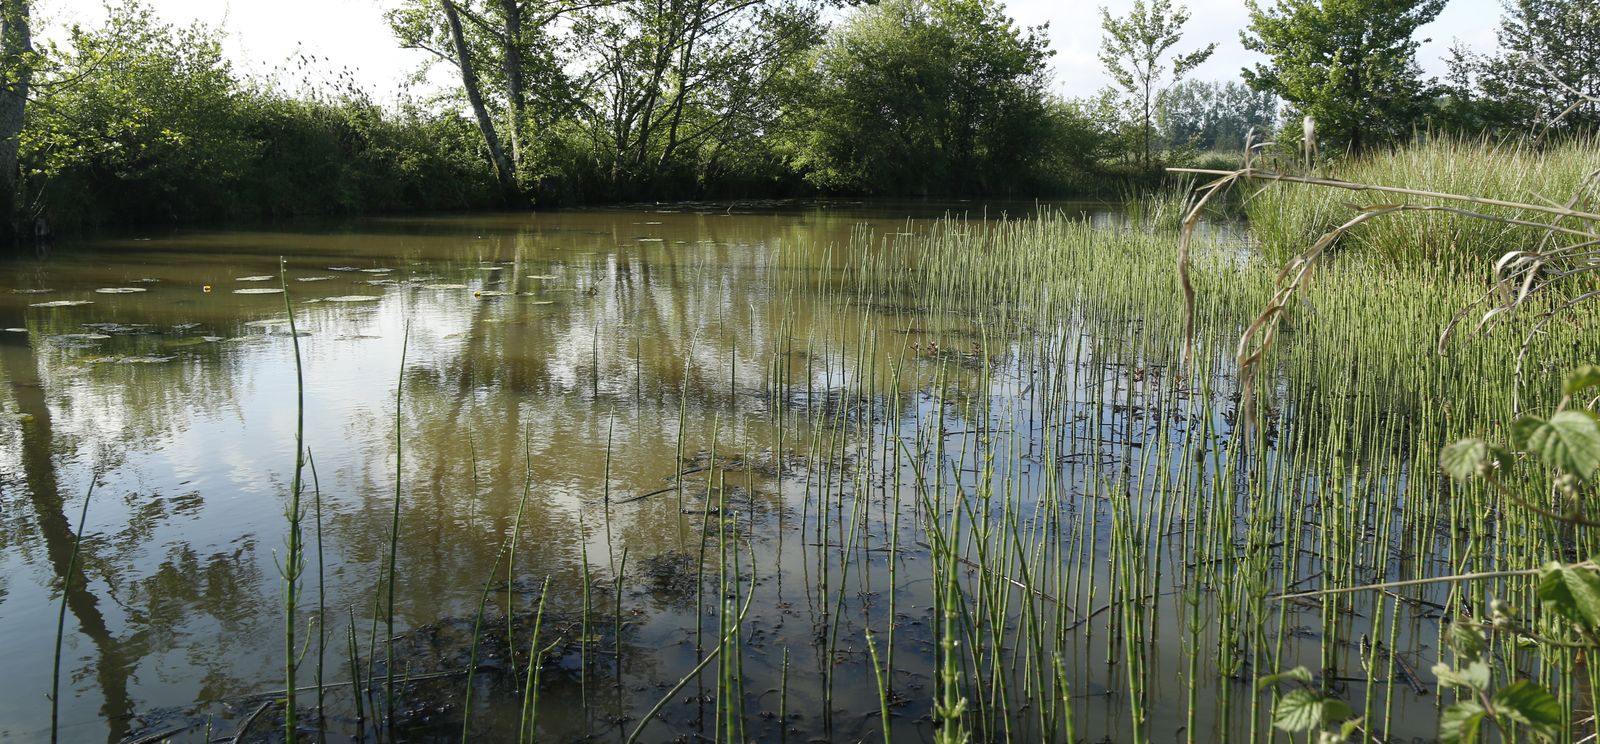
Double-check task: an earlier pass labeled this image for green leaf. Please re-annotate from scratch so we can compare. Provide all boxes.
[1432,660,1490,691]
[1491,681,1561,739]
[1272,688,1352,733]
[1439,438,1512,480]
[1566,365,1600,396]
[1272,688,1326,733]
[1511,411,1600,482]
[1538,561,1600,629]
[1439,701,1486,744]
[1257,666,1313,690]
[1447,623,1488,662]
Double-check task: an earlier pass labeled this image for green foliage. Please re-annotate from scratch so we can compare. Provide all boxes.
[1098,0,1215,169]
[783,0,1067,196]
[1156,79,1277,151]
[1256,667,1359,740]
[1509,410,1600,483]
[21,1,498,230]
[1241,0,1445,153]
[1433,621,1562,744]
[1245,137,1600,267]
[1441,0,1600,136]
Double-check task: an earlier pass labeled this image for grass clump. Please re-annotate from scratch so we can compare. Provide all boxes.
[1246,137,1600,269]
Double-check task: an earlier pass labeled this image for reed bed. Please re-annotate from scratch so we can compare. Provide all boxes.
[177,190,1596,741]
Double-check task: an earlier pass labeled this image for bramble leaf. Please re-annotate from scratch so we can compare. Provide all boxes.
[1565,365,1600,397]
[1432,660,1490,691]
[1491,681,1560,739]
[1511,411,1600,482]
[1440,438,1512,480]
[1439,701,1485,744]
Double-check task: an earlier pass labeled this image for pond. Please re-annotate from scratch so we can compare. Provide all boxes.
[0,200,1522,743]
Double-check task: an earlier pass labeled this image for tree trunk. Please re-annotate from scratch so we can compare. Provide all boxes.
[443,0,520,201]
[0,0,33,253]
[499,0,526,181]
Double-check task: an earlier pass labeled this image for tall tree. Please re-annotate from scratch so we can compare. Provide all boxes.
[788,0,1053,196]
[0,0,32,252]
[388,0,585,202]
[1098,0,1215,170]
[1477,0,1600,133]
[1241,0,1444,153]
[1157,79,1277,150]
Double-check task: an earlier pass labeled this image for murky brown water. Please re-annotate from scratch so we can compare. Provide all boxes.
[1,202,1148,743]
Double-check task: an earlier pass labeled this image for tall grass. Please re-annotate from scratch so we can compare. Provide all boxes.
[1245,137,1600,268]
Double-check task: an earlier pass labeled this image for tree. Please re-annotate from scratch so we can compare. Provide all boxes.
[1474,0,1600,134]
[1157,79,1278,151]
[0,0,31,252]
[1098,0,1215,170]
[1241,0,1445,154]
[569,0,822,198]
[388,0,587,202]
[787,0,1055,196]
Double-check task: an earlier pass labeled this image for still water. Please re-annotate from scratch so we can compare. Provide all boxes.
[0,201,1395,744]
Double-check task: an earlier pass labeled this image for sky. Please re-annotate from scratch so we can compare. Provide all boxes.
[39,0,1504,102]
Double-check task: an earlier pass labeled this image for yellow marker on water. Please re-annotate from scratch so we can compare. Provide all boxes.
[202,284,213,293]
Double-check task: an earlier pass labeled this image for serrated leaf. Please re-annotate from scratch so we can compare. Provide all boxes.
[1491,681,1560,738]
[1257,666,1313,690]
[1440,701,1486,744]
[1447,623,1488,662]
[1272,688,1325,733]
[1539,562,1600,629]
[1439,438,1511,480]
[1433,660,1490,691]
[1566,365,1600,396]
[1511,411,1600,482]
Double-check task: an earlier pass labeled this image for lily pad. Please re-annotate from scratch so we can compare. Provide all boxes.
[296,276,336,282]
[637,238,664,242]
[30,300,93,308]
[324,295,382,303]
[236,275,275,282]
[4,327,25,333]
[95,287,148,294]
[359,268,393,274]
[233,288,285,295]
[474,266,504,272]
[327,266,361,272]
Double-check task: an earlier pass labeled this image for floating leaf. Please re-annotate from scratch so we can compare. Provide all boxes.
[1440,438,1512,480]
[233,288,285,295]
[1511,411,1600,481]
[30,300,93,307]
[359,268,393,274]
[95,287,148,294]
[236,275,274,282]
[296,276,336,282]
